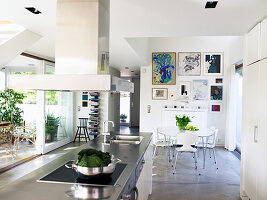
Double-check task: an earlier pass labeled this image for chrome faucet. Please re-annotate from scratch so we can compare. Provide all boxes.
[103,120,114,143]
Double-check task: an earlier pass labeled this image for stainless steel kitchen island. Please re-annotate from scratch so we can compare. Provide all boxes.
[0,132,153,200]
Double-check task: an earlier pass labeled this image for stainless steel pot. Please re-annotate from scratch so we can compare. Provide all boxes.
[65,155,121,178]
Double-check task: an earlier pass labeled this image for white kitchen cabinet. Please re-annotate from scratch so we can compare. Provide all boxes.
[260,18,267,59]
[247,23,261,65]
[242,62,260,200]
[242,59,267,200]
[256,58,267,199]
[136,139,153,200]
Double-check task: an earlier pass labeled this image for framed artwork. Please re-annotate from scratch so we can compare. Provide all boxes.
[178,82,191,97]
[215,78,223,83]
[203,52,223,76]
[82,94,88,101]
[210,103,222,113]
[152,88,168,100]
[178,52,201,76]
[82,101,88,107]
[152,52,176,85]
[192,80,209,100]
[211,86,223,100]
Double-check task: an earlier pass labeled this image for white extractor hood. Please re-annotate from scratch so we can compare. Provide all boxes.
[7,0,134,93]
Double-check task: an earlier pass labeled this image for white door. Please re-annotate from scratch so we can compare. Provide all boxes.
[257,58,267,199]
[243,62,260,200]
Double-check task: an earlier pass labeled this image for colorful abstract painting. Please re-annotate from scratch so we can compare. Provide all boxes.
[178,52,201,76]
[152,52,176,85]
[203,52,223,76]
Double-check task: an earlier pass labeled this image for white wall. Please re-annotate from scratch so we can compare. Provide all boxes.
[140,36,243,146]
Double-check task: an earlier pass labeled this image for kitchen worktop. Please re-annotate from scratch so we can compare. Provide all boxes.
[0,132,153,200]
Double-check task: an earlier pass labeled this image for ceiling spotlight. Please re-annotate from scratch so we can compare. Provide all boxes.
[205,1,218,9]
[131,71,134,73]
[25,7,42,14]
[125,67,129,69]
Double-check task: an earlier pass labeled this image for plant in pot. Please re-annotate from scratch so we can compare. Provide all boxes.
[0,89,25,126]
[45,113,60,143]
[120,114,127,123]
[175,115,192,132]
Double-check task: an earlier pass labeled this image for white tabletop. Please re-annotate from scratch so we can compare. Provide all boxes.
[158,127,213,137]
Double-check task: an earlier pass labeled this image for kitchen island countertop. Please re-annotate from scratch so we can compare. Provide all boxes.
[0,132,153,200]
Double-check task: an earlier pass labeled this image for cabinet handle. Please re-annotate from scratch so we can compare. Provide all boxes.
[254,125,258,143]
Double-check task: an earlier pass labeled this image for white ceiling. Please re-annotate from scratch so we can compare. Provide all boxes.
[0,0,267,73]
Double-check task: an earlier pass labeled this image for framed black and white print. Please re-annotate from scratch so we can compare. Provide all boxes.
[178,82,191,97]
[152,88,168,100]
[178,52,201,76]
[203,52,223,76]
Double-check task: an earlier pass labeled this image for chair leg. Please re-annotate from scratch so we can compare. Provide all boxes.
[209,148,212,158]
[212,148,218,170]
[153,145,157,157]
[173,151,179,174]
[83,128,87,142]
[194,152,197,169]
[85,128,90,141]
[73,127,80,143]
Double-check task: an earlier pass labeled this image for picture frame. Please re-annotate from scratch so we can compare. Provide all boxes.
[82,101,88,107]
[210,85,223,100]
[203,52,224,76]
[215,78,223,84]
[178,82,191,98]
[209,103,222,113]
[192,80,209,100]
[152,88,168,100]
[152,52,176,85]
[178,52,201,76]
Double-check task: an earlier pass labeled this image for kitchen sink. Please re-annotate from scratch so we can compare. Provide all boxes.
[110,135,143,144]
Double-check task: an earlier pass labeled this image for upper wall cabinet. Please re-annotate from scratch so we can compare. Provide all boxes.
[261,18,267,59]
[247,23,261,65]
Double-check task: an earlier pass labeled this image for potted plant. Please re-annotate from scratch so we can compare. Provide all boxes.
[0,89,25,126]
[175,115,192,131]
[45,113,60,142]
[120,114,127,123]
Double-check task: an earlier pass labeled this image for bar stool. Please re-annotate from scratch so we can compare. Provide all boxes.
[74,118,90,142]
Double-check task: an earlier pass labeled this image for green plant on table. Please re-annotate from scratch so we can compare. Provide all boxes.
[0,89,25,126]
[175,115,192,131]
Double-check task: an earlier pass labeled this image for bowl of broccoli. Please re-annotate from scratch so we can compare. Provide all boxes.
[65,149,121,178]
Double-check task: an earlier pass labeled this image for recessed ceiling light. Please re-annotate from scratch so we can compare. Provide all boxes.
[125,67,129,69]
[205,1,218,9]
[25,7,42,14]
[131,71,134,73]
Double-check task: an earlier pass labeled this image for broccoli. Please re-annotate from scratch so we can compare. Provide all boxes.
[76,148,112,167]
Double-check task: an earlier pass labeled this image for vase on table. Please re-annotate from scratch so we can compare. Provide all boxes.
[178,125,186,133]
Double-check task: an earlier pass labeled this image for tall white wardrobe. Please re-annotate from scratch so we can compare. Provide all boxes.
[241,17,267,200]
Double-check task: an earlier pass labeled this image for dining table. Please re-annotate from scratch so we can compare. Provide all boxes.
[158,127,214,169]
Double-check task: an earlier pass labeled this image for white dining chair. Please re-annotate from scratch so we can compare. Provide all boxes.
[196,126,219,169]
[172,133,199,174]
[153,128,170,157]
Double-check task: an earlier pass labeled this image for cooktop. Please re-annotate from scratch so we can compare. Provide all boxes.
[38,161,127,186]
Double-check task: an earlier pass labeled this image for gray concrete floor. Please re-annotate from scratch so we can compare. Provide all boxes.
[151,147,241,200]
